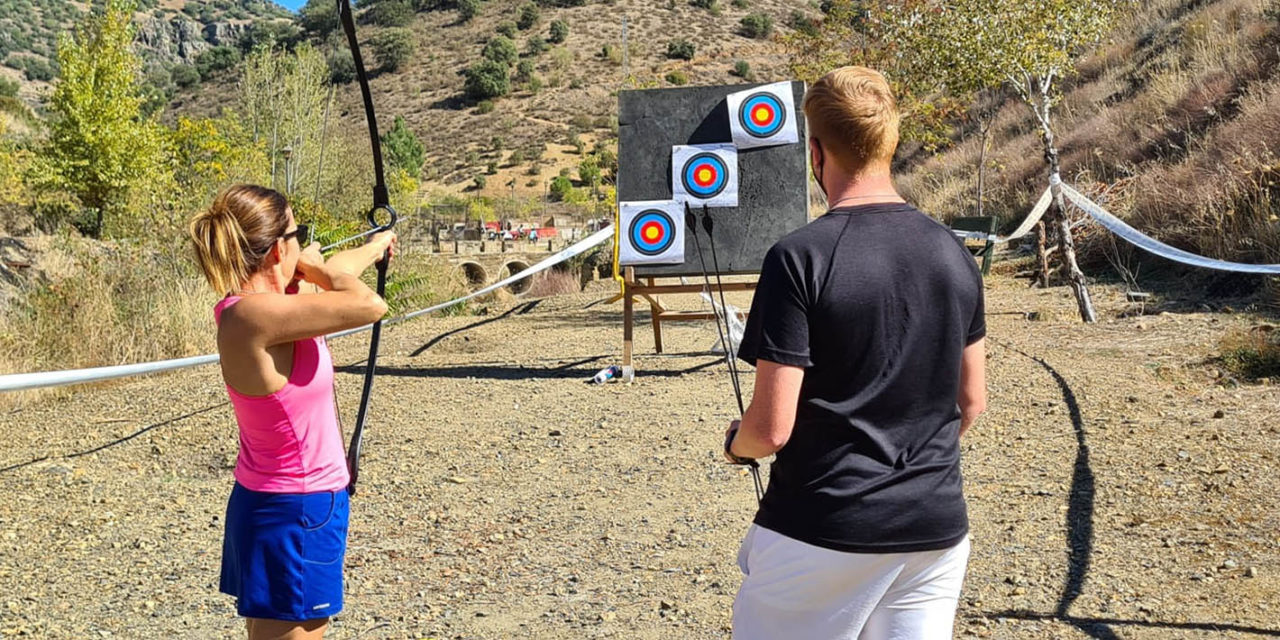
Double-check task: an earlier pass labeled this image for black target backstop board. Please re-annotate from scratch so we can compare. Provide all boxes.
[617,82,810,277]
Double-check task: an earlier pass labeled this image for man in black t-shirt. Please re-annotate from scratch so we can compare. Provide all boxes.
[726,67,988,639]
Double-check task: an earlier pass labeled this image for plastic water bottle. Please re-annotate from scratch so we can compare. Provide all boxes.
[592,365,622,384]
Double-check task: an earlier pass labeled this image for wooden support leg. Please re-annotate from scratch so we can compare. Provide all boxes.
[647,277,663,354]
[622,267,635,369]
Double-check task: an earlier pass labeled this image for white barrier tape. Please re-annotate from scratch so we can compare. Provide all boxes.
[1061,184,1280,275]
[0,227,615,392]
[951,187,1053,246]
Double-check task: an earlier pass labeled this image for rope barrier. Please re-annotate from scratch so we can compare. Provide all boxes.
[0,227,614,393]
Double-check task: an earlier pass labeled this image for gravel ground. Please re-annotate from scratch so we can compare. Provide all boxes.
[1,275,1278,639]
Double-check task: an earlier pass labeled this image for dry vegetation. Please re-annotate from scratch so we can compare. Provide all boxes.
[898,0,1280,277]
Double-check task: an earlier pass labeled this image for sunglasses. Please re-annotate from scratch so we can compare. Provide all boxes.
[281,224,311,246]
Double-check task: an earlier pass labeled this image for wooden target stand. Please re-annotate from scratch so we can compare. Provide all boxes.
[612,266,757,371]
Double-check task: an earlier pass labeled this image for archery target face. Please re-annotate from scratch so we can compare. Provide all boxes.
[671,144,738,207]
[619,200,685,265]
[727,81,800,149]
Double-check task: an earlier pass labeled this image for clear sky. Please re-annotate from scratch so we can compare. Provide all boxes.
[273,0,306,11]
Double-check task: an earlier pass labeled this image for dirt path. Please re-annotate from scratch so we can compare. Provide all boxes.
[1,276,1278,639]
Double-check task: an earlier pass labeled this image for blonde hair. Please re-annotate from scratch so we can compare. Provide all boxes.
[188,184,290,295]
[802,66,900,176]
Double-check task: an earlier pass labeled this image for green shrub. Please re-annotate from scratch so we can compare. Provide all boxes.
[665,39,695,60]
[476,99,496,113]
[665,70,688,85]
[526,35,548,55]
[731,59,752,79]
[0,76,18,98]
[516,2,539,29]
[549,174,573,201]
[473,175,487,190]
[195,46,239,80]
[739,12,773,38]
[464,59,511,100]
[497,21,518,38]
[789,10,819,36]
[486,161,498,174]
[535,0,585,5]
[170,63,200,88]
[731,0,747,7]
[482,35,519,67]
[549,19,569,43]
[1217,328,1280,380]
[372,28,416,72]
[328,50,356,84]
[690,0,716,9]
[299,0,339,36]
[515,58,536,82]
[457,0,481,22]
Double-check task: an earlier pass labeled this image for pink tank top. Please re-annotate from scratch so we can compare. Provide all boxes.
[214,296,350,493]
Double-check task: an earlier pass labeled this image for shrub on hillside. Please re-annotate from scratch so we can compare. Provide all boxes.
[464,59,511,100]
[739,12,772,39]
[497,21,518,38]
[549,175,573,201]
[515,58,535,82]
[549,19,569,44]
[372,29,416,72]
[731,0,747,7]
[299,0,339,36]
[666,39,695,60]
[195,46,239,80]
[171,63,200,88]
[665,70,688,85]
[789,10,818,36]
[535,0,585,6]
[0,76,17,98]
[516,2,540,29]
[526,35,548,56]
[457,0,481,22]
[731,59,752,80]
[482,35,518,67]
[690,0,716,9]
[327,49,356,83]
[476,99,495,113]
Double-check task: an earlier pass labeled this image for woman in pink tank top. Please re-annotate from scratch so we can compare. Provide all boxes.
[188,185,395,640]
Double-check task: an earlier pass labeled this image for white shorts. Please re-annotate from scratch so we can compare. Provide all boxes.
[732,525,970,640]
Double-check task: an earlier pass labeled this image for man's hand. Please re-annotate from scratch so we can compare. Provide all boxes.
[723,420,756,465]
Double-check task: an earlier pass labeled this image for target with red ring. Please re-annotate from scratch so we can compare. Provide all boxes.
[628,209,677,256]
[738,92,787,139]
[680,152,729,199]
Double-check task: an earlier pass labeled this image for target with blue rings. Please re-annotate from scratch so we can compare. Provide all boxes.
[628,209,677,256]
[680,153,729,199]
[739,92,786,139]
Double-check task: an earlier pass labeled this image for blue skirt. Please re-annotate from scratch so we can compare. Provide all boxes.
[219,483,349,621]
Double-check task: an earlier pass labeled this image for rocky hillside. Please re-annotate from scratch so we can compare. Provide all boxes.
[172,0,815,199]
[0,0,290,101]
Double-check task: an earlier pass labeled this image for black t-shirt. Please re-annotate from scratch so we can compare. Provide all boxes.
[738,203,985,553]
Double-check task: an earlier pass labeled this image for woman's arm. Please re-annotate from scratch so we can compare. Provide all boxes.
[957,338,987,436]
[727,359,805,460]
[220,234,395,348]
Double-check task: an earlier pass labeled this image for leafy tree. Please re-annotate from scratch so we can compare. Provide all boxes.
[515,58,535,83]
[327,49,356,83]
[381,116,424,177]
[549,174,572,201]
[46,0,165,237]
[457,0,481,22]
[739,13,772,38]
[299,0,340,36]
[497,21,518,38]
[578,156,600,193]
[464,59,510,100]
[239,21,303,52]
[372,28,415,72]
[482,35,518,67]
[196,46,241,80]
[526,35,547,56]
[239,44,331,197]
[666,39,695,60]
[368,0,413,26]
[909,0,1120,322]
[516,2,539,30]
[171,63,200,88]
[548,19,569,43]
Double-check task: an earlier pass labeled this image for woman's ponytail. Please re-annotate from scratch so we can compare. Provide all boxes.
[188,185,290,295]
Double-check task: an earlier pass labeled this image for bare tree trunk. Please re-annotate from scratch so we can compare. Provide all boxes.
[976,114,992,218]
[1036,220,1050,288]
[1038,115,1096,323]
